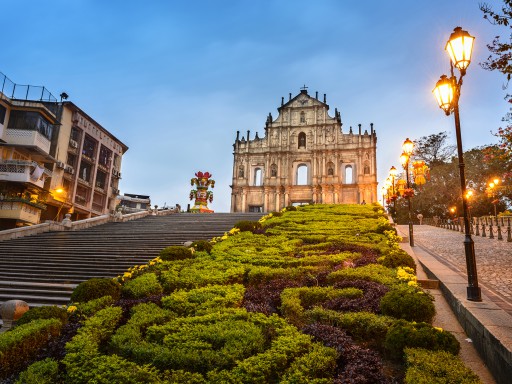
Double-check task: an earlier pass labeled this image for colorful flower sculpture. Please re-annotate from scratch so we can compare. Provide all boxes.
[189,171,215,213]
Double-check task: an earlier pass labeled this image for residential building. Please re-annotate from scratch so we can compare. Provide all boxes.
[0,72,128,229]
[118,193,151,213]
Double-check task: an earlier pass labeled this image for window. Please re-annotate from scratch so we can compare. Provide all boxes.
[0,104,6,125]
[298,132,306,149]
[99,145,112,167]
[82,135,97,159]
[345,165,353,184]
[67,153,77,167]
[249,206,263,213]
[297,164,308,185]
[254,168,263,186]
[79,161,92,182]
[70,127,81,142]
[7,110,54,140]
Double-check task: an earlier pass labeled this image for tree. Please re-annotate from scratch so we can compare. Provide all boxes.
[413,132,456,167]
[480,1,512,181]
[480,1,512,83]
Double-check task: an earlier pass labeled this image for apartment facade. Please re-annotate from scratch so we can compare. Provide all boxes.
[0,72,128,229]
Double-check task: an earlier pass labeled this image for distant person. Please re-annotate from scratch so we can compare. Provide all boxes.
[417,213,424,225]
[361,200,366,205]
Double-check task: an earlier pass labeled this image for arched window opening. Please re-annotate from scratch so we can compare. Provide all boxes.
[345,165,353,184]
[297,164,308,185]
[327,162,334,176]
[300,111,306,123]
[254,168,263,186]
[298,132,306,149]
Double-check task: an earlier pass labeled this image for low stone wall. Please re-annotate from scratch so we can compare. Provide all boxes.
[0,209,178,242]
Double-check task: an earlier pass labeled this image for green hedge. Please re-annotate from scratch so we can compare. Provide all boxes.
[380,285,435,323]
[161,284,245,316]
[122,273,163,299]
[70,278,121,303]
[159,245,193,261]
[404,348,481,384]
[385,320,460,360]
[281,286,363,326]
[0,319,62,379]
[16,305,68,326]
[15,358,60,384]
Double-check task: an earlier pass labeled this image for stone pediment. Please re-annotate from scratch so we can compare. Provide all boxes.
[282,91,326,110]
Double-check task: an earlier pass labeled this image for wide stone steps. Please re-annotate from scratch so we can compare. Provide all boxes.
[0,213,262,308]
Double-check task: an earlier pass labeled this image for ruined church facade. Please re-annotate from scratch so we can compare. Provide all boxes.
[230,89,377,213]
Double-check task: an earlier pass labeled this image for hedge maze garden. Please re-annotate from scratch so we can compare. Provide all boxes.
[0,204,481,383]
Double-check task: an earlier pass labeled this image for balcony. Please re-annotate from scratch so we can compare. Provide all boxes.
[5,129,51,155]
[0,200,44,225]
[0,160,52,189]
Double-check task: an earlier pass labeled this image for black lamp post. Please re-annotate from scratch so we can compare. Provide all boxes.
[400,138,415,246]
[433,27,481,302]
[389,166,398,221]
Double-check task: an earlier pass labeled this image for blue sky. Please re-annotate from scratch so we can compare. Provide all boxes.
[2,0,507,211]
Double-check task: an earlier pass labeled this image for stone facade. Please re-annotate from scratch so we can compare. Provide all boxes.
[230,89,377,212]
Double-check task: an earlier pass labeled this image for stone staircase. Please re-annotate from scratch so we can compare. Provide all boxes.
[0,213,263,307]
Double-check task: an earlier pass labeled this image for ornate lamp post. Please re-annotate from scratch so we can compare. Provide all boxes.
[432,27,481,301]
[389,166,398,220]
[487,178,500,219]
[400,138,415,246]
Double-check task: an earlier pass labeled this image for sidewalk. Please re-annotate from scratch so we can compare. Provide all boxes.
[396,224,512,384]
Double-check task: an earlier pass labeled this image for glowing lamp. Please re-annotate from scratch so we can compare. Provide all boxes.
[446,27,474,72]
[433,75,454,114]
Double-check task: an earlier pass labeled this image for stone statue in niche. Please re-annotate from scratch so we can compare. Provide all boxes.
[290,132,296,144]
[270,164,278,177]
[364,162,370,175]
[238,165,244,178]
[271,131,279,146]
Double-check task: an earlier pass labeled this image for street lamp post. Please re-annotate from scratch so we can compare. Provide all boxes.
[433,27,481,302]
[389,166,398,221]
[400,138,415,246]
[488,178,500,219]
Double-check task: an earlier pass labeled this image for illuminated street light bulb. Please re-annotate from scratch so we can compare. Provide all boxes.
[493,178,500,185]
[446,27,475,73]
[400,152,409,168]
[389,166,398,178]
[433,75,454,114]
[402,138,414,155]
[489,182,495,189]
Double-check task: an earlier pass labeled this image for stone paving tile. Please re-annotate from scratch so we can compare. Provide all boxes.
[406,225,512,312]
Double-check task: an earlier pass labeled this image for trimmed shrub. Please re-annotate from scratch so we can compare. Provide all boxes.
[378,249,416,271]
[404,348,481,384]
[384,320,460,360]
[233,220,262,233]
[70,277,121,303]
[159,245,193,261]
[122,272,163,299]
[15,358,60,384]
[16,305,68,326]
[327,263,397,287]
[76,295,114,317]
[306,307,395,347]
[161,284,245,316]
[191,239,213,254]
[0,318,62,379]
[380,285,435,323]
[281,286,363,326]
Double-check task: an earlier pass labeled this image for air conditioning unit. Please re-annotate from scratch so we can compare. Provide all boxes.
[65,165,75,174]
[69,139,78,149]
[56,161,65,169]
[68,168,75,175]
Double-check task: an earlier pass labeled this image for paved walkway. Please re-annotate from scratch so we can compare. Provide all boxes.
[408,224,512,314]
[397,224,512,384]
